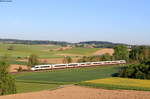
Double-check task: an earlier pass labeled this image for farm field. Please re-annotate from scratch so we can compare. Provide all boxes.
[13,65,122,93]
[0,44,61,58]
[10,64,28,72]
[57,47,100,56]
[0,43,103,67]
[2,65,150,99]
[17,57,80,64]
[1,85,150,99]
[78,77,150,91]
[0,43,100,58]
[14,66,121,84]
[16,82,59,93]
[94,48,114,55]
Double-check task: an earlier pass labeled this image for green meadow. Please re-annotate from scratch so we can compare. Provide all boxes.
[0,43,100,58]
[14,65,150,92]
[16,82,59,93]
[15,66,121,84]
[14,65,121,93]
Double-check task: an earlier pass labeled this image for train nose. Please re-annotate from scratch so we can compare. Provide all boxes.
[31,68,35,71]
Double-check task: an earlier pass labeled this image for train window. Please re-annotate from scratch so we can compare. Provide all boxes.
[40,66,50,68]
[54,65,66,67]
[93,63,100,64]
[68,64,78,66]
[86,63,91,65]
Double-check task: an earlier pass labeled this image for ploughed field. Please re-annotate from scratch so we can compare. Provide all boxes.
[1,85,150,99]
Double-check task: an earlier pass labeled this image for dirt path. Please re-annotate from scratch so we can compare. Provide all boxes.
[1,85,150,99]
[10,64,28,72]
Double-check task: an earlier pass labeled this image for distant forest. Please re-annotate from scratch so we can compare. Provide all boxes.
[0,38,70,45]
[78,41,128,48]
[0,38,130,48]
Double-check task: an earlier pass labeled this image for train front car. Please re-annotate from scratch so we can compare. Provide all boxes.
[30,65,52,71]
[31,66,37,71]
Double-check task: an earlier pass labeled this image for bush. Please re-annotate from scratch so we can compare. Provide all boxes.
[63,56,72,63]
[7,46,15,51]
[0,55,16,95]
[118,60,150,80]
[17,66,23,72]
[28,54,39,68]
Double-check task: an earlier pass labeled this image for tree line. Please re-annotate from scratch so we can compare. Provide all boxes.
[0,39,70,45]
[78,45,150,63]
[77,45,150,80]
[0,38,130,48]
[118,60,150,79]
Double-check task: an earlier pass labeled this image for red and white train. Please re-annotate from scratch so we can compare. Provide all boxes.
[31,60,126,71]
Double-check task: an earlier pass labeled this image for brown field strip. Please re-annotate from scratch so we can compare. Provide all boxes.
[0,85,150,99]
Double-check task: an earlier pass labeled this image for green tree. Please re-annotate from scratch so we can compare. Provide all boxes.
[0,55,16,95]
[28,54,39,68]
[100,53,112,61]
[113,45,129,61]
[63,56,72,63]
[118,61,150,80]
[66,56,72,63]
[130,46,150,62]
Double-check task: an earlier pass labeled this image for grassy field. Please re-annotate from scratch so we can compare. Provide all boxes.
[57,47,100,56]
[0,44,61,58]
[78,77,150,91]
[11,61,27,65]
[14,66,121,84]
[16,82,59,93]
[3,43,150,93]
[13,65,150,93]
[14,65,122,93]
[0,43,100,58]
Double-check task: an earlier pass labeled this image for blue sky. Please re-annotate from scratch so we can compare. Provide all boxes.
[0,0,150,45]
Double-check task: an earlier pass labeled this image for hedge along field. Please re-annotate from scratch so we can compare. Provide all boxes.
[78,77,150,91]
[14,66,122,84]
